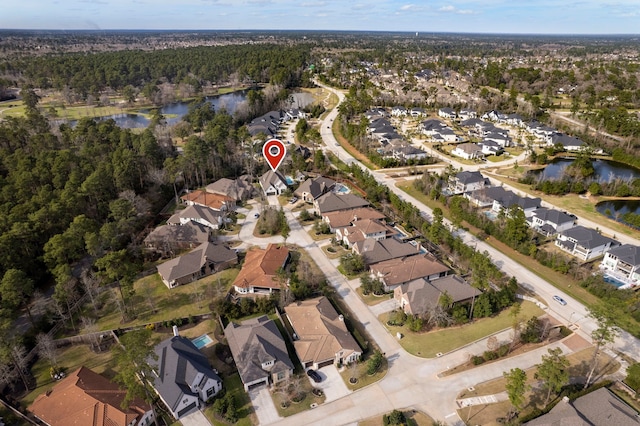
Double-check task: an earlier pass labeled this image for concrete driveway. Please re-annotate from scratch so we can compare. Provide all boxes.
[249,386,282,425]
[370,297,399,317]
[180,409,211,426]
[313,365,351,403]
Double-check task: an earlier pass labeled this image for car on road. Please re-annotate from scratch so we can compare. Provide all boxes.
[553,295,567,306]
[254,213,260,218]
[306,369,322,383]
[289,197,298,204]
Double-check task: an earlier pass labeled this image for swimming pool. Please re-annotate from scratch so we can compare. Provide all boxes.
[603,275,627,289]
[191,334,213,349]
[285,176,295,185]
[335,183,350,194]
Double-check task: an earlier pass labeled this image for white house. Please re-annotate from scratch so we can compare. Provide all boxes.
[555,226,619,261]
[438,107,457,120]
[448,171,489,195]
[547,132,585,151]
[458,108,477,120]
[259,170,288,196]
[529,207,576,236]
[451,143,484,160]
[600,244,640,287]
[150,334,223,419]
[391,106,408,116]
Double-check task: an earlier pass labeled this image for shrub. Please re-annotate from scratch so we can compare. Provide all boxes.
[497,344,510,357]
[367,350,384,375]
[483,350,498,361]
[472,355,485,365]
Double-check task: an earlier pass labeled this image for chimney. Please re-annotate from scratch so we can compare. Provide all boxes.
[172,325,179,337]
[562,396,570,404]
[338,314,344,321]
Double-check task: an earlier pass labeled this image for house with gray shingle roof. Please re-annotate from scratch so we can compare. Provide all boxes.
[600,244,640,287]
[395,275,480,316]
[548,132,585,151]
[314,192,369,215]
[144,221,212,253]
[259,170,288,196]
[353,238,420,266]
[294,176,336,203]
[524,387,640,426]
[150,334,222,419]
[529,207,576,236]
[555,226,619,261]
[156,242,237,288]
[449,171,489,195]
[167,204,223,230]
[224,316,294,391]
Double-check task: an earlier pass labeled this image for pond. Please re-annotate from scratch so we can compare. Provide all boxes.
[596,199,640,227]
[531,158,640,183]
[61,90,315,129]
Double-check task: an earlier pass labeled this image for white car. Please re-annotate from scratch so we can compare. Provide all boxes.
[553,295,567,306]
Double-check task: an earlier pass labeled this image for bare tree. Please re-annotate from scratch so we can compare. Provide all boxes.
[36,333,59,368]
[81,269,101,314]
[10,344,32,391]
[487,336,499,352]
[191,288,206,310]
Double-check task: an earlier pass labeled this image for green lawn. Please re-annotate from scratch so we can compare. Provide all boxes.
[340,357,388,391]
[356,287,393,306]
[205,373,256,426]
[94,268,239,332]
[381,301,543,358]
[271,375,326,417]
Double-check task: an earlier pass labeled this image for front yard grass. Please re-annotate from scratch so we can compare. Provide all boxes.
[381,301,543,358]
[340,357,388,391]
[93,268,239,332]
[356,287,392,306]
[323,243,347,259]
[271,376,327,417]
[359,409,435,426]
[205,373,256,426]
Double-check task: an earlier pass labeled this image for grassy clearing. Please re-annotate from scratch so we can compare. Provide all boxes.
[22,343,118,407]
[456,347,620,426]
[356,287,392,306]
[359,409,436,426]
[205,373,256,426]
[94,268,239,332]
[307,228,333,241]
[339,357,388,391]
[381,301,543,358]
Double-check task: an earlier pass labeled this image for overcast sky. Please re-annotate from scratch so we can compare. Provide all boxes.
[2,0,639,34]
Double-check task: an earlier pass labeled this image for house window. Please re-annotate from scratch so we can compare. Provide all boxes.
[276,371,286,381]
[207,386,215,397]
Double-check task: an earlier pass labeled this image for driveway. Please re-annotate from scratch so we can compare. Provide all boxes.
[313,365,351,403]
[249,386,282,425]
[370,297,399,317]
[180,409,211,426]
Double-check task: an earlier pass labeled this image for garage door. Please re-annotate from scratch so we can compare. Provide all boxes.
[248,379,268,391]
[178,402,197,418]
[317,359,334,368]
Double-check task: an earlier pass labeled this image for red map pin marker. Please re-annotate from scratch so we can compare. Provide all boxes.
[262,139,287,172]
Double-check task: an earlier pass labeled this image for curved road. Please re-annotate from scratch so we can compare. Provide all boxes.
[267,82,640,426]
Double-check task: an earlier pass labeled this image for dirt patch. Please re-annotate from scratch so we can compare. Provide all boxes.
[562,333,591,352]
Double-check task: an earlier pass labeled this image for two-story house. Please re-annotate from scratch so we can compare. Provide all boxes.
[529,207,577,236]
[555,226,619,261]
[448,171,489,195]
[600,244,640,287]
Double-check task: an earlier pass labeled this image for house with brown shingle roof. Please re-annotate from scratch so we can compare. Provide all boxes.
[370,254,450,291]
[353,238,420,265]
[322,207,385,232]
[335,218,397,248]
[314,192,369,215]
[394,275,480,316]
[232,244,290,295]
[294,176,336,203]
[224,315,294,391]
[284,297,361,369]
[167,204,223,230]
[205,176,254,201]
[144,221,212,253]
[181,190,234,211]
[157,242,238,289]
[28,366,154,426]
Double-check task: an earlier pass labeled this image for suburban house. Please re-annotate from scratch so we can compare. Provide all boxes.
[466,186,510,208]
[284,297,362,369]
[167,204,223,230]
[555,226,620,261]
[391,106,408,116]
[314,192,370,215]
[224,315,294,391]
[547,132,585,151]
[294,176,336,203]
[524,387,640,426]
[259,170,289,196]
[157,242,238,289]
[150,333,223,419]
[458,108,477,120]
[205,176,254,202]
[449,171,489,195]
[335,218,397,247]
[600,244,640,287]
[480,140,504,156]
[232,244,290,294]
[391,145,428,161]
[483,131,512,147]
[438,107,457,120]
[181,190,234,211]
[432,126,459,142]
[529,208,577,236]
[353,238,420,265]
[410,107,427,117]
[505,113,524,127]
[322,207,386,232]
[29,366,154,426]
[482,110,507,122]
[420,118,447,136]
[247,110,285,137]
[491,190,541,218]
[451,143,485,160]
[395,275,481,316]
[370,254,450,291]
[144,221,212,253]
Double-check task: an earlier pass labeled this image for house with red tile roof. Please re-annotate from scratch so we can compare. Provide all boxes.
[28,366,154,426]
[232,244,290,295]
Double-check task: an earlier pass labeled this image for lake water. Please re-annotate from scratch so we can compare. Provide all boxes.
[596,199,640,221]
[61,90,315,129]
[532,158,640,183]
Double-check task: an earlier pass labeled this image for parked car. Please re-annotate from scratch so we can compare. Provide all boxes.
[254,213,260,218]
[306,369,322,383]
[553,295,567,306]
[289,197,298,204]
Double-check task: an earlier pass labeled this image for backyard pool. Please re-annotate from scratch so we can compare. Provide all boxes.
[191,334,213,349]
[603,275,627,289]
[335,183,350,194]
[285,176,295,185]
